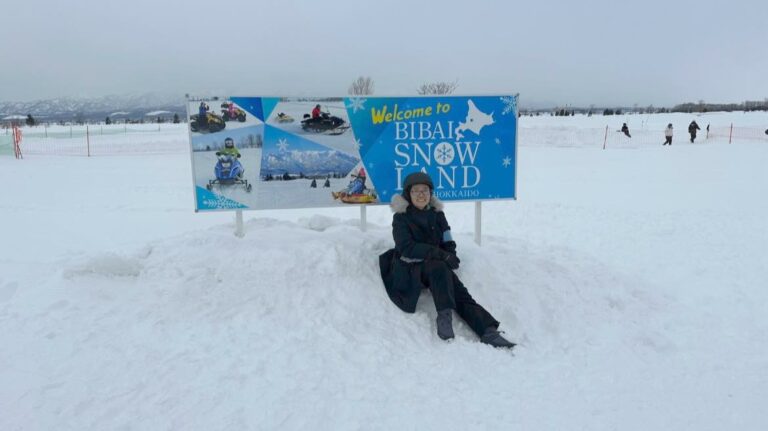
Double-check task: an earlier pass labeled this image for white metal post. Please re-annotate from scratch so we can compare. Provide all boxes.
[235,210,244,237]
[360,205,367,232]
[474,201,482,246]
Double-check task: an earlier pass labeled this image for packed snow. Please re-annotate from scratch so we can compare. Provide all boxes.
[1,112,767,430]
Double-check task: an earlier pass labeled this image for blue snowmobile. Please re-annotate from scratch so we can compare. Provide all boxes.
[206,139,252,194]
[206,154,252,192]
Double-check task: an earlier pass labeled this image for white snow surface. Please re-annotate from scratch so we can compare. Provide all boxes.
[1,112,768,430]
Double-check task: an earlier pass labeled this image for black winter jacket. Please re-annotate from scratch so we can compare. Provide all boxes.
[379,195,457,310]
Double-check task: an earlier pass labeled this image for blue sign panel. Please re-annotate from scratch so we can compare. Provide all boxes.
[187,95,517,211]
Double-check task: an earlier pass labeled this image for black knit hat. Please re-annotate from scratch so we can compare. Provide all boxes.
[402,172,434,202]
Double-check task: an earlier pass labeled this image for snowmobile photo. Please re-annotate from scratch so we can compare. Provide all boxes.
[220,102,247,122]
[301,112,350,135]
[275,112,294,123]
[206,154,252,192]
[190,112,226,133]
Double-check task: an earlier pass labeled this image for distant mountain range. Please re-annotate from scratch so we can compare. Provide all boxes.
[262,150,359,177]
[0,93,187,122]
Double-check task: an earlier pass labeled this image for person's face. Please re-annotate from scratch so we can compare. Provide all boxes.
[409,184,431,209]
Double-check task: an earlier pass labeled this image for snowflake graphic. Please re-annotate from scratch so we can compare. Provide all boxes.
[502,156,512,167]
[495,137,501,145]
[500,96,516,116]
[346,97,367,114]
[434,142,455,165]
[354,138,362,150]
[277,138,289,152]
[202,194,244,209]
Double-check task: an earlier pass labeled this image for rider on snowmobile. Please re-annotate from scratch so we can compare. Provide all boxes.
[216,137,241,158]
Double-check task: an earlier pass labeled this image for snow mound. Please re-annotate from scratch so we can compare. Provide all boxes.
[63,252,144,279]
[1,217,666,429]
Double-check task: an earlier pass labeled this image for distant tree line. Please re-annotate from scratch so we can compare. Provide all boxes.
[672,100,768,113]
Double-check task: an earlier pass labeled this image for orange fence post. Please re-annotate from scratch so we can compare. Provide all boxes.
[12,126,23,159]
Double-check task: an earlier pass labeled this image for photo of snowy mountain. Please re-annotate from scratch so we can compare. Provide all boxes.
[260,148,358,177]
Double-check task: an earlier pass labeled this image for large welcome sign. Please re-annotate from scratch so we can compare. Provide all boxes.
[187,95,517,211]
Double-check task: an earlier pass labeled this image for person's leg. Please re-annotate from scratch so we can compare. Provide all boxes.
[421,260,456,340]
[451,274,500,337]
[421,260,456,311]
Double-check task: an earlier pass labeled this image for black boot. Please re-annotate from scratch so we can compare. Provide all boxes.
[480,327,515,349]
[436,309,454,340]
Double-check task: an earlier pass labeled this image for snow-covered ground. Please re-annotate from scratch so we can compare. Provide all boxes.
[1,112,767,430]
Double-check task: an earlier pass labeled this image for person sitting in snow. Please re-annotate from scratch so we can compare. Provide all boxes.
[216,137,241,158]
[340,167,367,196]
[621,123,631,138]
[378,172,515,348]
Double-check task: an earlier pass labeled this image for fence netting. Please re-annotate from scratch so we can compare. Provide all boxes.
[4,123,766,157]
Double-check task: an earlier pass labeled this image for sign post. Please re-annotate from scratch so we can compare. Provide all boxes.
[235,210,244,237]
[360,205,367,232]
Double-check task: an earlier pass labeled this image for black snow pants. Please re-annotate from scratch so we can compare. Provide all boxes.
[663,136,672,145]
[405,260,500,336]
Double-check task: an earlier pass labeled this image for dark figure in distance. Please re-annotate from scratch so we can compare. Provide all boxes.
[621,123,631,138]
[688,121,700,143]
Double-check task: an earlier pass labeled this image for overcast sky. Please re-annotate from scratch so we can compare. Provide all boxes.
[2,0,766,107]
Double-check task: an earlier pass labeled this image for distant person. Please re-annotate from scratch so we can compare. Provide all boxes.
[621,123,631,138]
[688,121,700,143]
[663,123,673,146]
[323,177,331,188]
[310,178,317,188]
[227,102,236,119]
[312,104,322,119]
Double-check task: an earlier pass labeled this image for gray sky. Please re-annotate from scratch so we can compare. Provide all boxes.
[3,0,766,106]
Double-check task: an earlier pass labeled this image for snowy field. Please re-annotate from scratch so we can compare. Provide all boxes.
[1,112,767,430]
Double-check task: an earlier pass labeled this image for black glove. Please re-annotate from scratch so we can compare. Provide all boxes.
[237,153,241,158]
[444,253,460,270]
